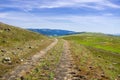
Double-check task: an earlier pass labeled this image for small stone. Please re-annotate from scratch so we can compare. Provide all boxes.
[73,75,86,79]
[98,56,101,58]
[118,74,120,78]
[2,57,12,64]
[17,47,23,50]
[69,72,76,74]
[101,74,105,77]
[89,66,93,70]
[1,49,6,53]
[4,57,11,61]
[28,46,32,49]
[8,61,12,65]
[2,40,6,43]
[89,66,92,68]
[20,59,24,62]
[12,52,17,55]
[17,48,20,49]
[20,76,24,80]
[4,28,11,31]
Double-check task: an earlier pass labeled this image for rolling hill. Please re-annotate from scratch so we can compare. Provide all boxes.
[0,22,53,77]
[1,22,120,80]
[62,33,120,79]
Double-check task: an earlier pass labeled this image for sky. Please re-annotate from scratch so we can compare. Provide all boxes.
[0,0,120,34]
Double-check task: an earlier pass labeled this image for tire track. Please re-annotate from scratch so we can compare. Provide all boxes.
[54,40,84,80]
[2,39,58,80]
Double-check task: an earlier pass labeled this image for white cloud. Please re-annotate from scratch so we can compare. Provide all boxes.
[0,0,120,11]
[105,1,120,8]
[0,13,8,18]
[0,11,120,34]
[103,13,113,16]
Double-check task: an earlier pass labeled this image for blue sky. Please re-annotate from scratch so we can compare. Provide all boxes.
[0,0,120,34]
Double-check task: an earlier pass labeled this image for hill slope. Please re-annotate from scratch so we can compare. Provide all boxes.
[0,22,53,77]
[62,33,120,79]
[63,33,120,53]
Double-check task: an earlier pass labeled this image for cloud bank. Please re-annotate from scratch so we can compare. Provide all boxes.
[0,0,120,34]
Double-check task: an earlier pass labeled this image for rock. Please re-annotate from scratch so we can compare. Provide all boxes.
[4,57,11,61]
[78,69,81,72]
[1,49,6,53]
[118,74,120,78]
[89,66,93,70]
[98,55,101,58]
[20,59,24,62]
[2,57,12,64]
[69,72,76,75]
[101,74,105,78]
[4,28,11,31]
[20,76,24,80]
[28,46,32,49]
[12,52,17,55]
[2,40,6,43]
[17,48,23,50]
[8,61,12,65]
[73,75,86,79]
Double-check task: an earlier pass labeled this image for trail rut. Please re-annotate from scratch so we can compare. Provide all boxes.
[54,40,84,80]
[2,39,58,80]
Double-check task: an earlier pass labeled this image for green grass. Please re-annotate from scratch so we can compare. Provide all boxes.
[63,33,120,80]
[0,22,53,77]
[0,22,47,47]
[68,41,105,80]
[23,40,64,80]
[87,46,120,80]
[63,33,120,53]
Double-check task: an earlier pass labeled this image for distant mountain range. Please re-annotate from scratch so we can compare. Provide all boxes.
[107,34,120,36]
[28,29,78,36]
[114,34,120,36]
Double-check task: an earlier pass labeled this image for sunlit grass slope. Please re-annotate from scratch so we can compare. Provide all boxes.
[63,33,120,80]
[0,22,53,77]
[63,33,120,53]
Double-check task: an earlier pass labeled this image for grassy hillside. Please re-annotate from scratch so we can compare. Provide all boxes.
[0,22,53,77]
[63,33,120,53]
[62,33,120,80]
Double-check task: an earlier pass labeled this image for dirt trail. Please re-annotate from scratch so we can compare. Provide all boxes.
[2,39,58,80]
[54,40,84,80]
